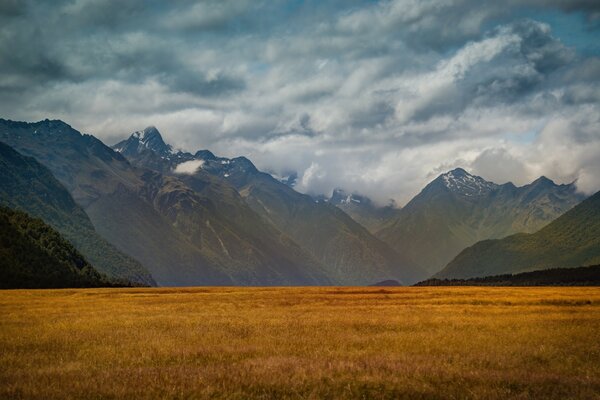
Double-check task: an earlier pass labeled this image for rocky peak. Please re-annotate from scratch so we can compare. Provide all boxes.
[113,126,172,158]
[437,168,498,197]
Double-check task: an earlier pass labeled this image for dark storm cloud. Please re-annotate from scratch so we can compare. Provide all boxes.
[0,0,25,16]
[0,0,599,203]
[158,70,246,97]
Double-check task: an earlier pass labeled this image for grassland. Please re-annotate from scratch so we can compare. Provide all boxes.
[0,287,599,399]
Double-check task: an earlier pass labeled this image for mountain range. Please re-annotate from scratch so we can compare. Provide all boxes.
[0,120,333,286]
[0,117,595,287]
[113,126,424,285]
[436,190,600,279]
[375,168,584,274]
[0,120,422,285]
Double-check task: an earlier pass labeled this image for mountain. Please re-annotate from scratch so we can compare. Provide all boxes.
[328,189,401,232]
[0,140,154,285]
[435,190,600,279]
[417,265,600,286]
[115,127,426,285]
[0,207,115,288]
[115,126,174,157]
[0,119,329,286]
[376,168,585,275]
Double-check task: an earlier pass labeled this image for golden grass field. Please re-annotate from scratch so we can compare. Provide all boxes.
[0,287,599,399]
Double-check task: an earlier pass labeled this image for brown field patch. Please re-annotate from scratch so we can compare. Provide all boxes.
[0,287,599,399]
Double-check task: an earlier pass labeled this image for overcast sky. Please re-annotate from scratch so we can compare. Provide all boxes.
[1,0,599,204]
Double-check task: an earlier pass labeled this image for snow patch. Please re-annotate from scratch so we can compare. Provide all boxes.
[441,170,497,196]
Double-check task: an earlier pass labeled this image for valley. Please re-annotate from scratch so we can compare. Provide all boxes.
[1,3,599,399]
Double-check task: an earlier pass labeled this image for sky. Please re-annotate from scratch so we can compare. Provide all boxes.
[1,0,599,205]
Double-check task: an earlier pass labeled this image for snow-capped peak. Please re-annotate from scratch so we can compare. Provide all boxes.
[439,168,497,197]
[133,126,169,149]
[115,126,173,158]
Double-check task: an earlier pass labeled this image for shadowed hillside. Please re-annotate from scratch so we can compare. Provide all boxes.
[0,140,154,285]
[436,191,600,279]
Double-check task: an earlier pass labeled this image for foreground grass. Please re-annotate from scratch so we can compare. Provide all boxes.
[0,287,599,399]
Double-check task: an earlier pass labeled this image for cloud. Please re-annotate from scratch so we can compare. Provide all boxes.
[162,1,256,32]
[0,1,599,204]
[173,159,204,175]
[471,148,531,185]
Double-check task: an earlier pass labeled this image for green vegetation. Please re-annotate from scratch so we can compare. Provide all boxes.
[436,191,600,279]
[0,140,154,285]
[0,287,598,399]
[0,207,116,288]
[417,265,600,286]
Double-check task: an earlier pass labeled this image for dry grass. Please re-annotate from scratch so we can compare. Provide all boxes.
[0,287,599,399]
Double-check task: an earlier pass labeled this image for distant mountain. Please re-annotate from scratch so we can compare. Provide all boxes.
[328,189,400,232]
[435,190,600,279]
[114,127,426,284]
[0,140,154,285]
[417,265,600,286]
[376,168,585,274]
[370,279,402,286]
[0,119,329,286]
[0,207,115,288]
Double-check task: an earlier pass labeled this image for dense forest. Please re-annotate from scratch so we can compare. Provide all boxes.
[0,207,127,288]
[416,265,600,286]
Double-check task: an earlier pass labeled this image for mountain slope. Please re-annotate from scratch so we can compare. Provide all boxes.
[435,190,600,279]
[376,168,584,274]
[0,119,329,286]
[115,127,426,285]
[0,140,154,285]
[0,207,114,288]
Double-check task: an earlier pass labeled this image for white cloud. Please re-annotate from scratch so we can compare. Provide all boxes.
[173,159,204,175]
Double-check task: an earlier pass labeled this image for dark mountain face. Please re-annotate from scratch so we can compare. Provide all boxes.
[136,169,331,285]
[0,207,114,289]
[0,119,329,286]
[435,191,600,279]
[0,119,140,209]
[115,127,426,285]
[376,168,585,275]
[0,140,154,285]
